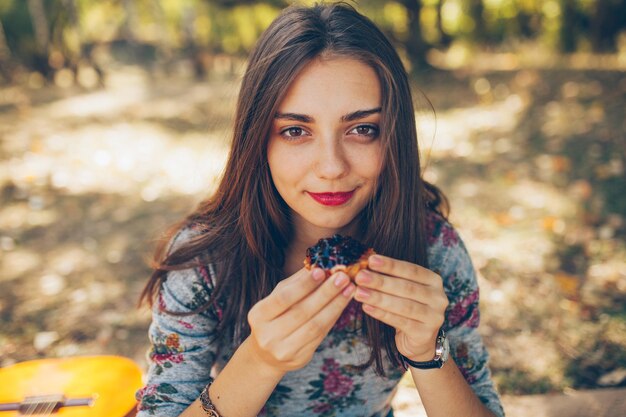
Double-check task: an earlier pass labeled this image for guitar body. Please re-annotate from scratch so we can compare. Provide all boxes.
[0,356,143,416]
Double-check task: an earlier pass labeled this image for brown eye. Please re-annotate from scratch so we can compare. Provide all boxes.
[281,127,307,138]
[350,124,379,137]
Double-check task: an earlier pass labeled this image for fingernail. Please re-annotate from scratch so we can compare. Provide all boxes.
[356,270,371,285]
[334,273,348,287]
[355,287,371,299]
[312,268,325,281]
[342,284,355,297]
[369,255,383,267]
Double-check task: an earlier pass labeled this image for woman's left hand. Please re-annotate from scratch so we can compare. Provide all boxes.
[354,254,449,362]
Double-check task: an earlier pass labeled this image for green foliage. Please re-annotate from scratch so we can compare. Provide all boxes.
[1,1,625,80]
[0,0,36,60]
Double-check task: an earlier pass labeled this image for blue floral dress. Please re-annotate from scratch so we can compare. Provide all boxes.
[136,212,505,417]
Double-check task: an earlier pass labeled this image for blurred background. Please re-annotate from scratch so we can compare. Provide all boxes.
[0,0,625,414]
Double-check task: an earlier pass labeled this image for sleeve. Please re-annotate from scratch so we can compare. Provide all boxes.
[136,231,221,416]
[427,219,505,417]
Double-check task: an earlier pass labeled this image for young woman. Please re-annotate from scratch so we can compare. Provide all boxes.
[136,3,504,417]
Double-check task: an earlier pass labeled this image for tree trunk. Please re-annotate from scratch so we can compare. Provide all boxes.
[399,0,429,69]
[469,0,487,43]
[590,0,624,52]
[436,0,452,47]
[62,0,80,39]
[62,0,82,65]
[27,0,53,79]
[0,19,12,81]
[0,19,10,60]
[27,0,50,52]
[122,0,138,42]
[559,0,577,52]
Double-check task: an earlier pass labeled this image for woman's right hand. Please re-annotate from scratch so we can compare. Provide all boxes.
[246,267,355,372]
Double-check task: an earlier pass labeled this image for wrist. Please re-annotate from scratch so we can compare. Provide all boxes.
[401,328,450,370]
[403,348,435,363]
[239,337,286,380]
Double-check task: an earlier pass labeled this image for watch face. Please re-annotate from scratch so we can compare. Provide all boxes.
[434,330,449,364]
[441,334,450,363]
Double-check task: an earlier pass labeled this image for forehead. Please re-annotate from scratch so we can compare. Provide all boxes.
[277,57,381,114]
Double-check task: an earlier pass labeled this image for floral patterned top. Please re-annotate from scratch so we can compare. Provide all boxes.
[136,212,505,417]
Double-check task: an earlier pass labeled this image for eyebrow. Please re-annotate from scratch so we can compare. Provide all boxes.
[274,107,382,123]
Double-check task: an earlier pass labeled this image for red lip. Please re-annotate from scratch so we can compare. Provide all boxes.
[308,190,355,206]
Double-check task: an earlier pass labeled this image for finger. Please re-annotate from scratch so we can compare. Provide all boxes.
[361,303,428,334]
[354,287,434,323]
[367,255,440,286]
[254,267,326,320]
[273,271,353,335]
[354,269,433,304]
[288,282,356,351]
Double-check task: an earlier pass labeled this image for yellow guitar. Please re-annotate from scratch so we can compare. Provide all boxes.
[0,356,142,416]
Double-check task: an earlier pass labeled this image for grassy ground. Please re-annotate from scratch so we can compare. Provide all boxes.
[0,57,624,397]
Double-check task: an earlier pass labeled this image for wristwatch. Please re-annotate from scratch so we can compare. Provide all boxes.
[402,328,449,369]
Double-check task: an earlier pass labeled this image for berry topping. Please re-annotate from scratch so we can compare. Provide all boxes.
[305,234,368,270]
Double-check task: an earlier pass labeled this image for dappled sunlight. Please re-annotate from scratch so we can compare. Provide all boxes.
[45,74,148,119]
[0,62,624,400]
[1,66,235,201]
[4,122,229,197]
[1,239,148,362]
[421,93,526,160]
[0,1,624,413]
[410,66,626,395]
[429,45,626,72]
[0,201,58,230]
[0,248,42,282]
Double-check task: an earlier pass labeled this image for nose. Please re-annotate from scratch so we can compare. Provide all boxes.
[314,134,349,180]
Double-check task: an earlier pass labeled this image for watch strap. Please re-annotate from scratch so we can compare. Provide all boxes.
[401,328,447,369]
[402,355,444,369]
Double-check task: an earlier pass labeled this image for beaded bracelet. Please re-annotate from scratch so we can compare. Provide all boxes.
[199,379,222,417]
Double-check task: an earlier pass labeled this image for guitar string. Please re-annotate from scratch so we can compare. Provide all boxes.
[42,396,56,416]
[21,395,57,416]
[44,397,57,416]
[22,398,37,416]
[39,396,57,416]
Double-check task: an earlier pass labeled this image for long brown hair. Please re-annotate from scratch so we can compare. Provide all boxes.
[139,1,448,376]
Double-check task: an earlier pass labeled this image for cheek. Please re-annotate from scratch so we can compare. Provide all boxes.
[267,143,304,189]
[353,145,384,181]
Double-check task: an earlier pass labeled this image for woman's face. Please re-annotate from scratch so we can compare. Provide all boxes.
[267,57,384,240]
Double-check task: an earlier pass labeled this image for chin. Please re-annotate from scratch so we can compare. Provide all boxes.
[311,216,357,233]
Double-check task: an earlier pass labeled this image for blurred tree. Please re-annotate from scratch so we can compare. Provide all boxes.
[0,20,8,57]
[0,19,12,81]
[26,0,52,78]
[27,0,49,52]
[121,0,139,42]
[0,19,8,57]
[210,0,288,8]
[468,0,487,43]
[149,0,172,62]
[436,0,452,47]
[560,0,580,52]
[1,0,625,80]
[591,0,626,52]
[60,0,106,86]
[398,0,429,68]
